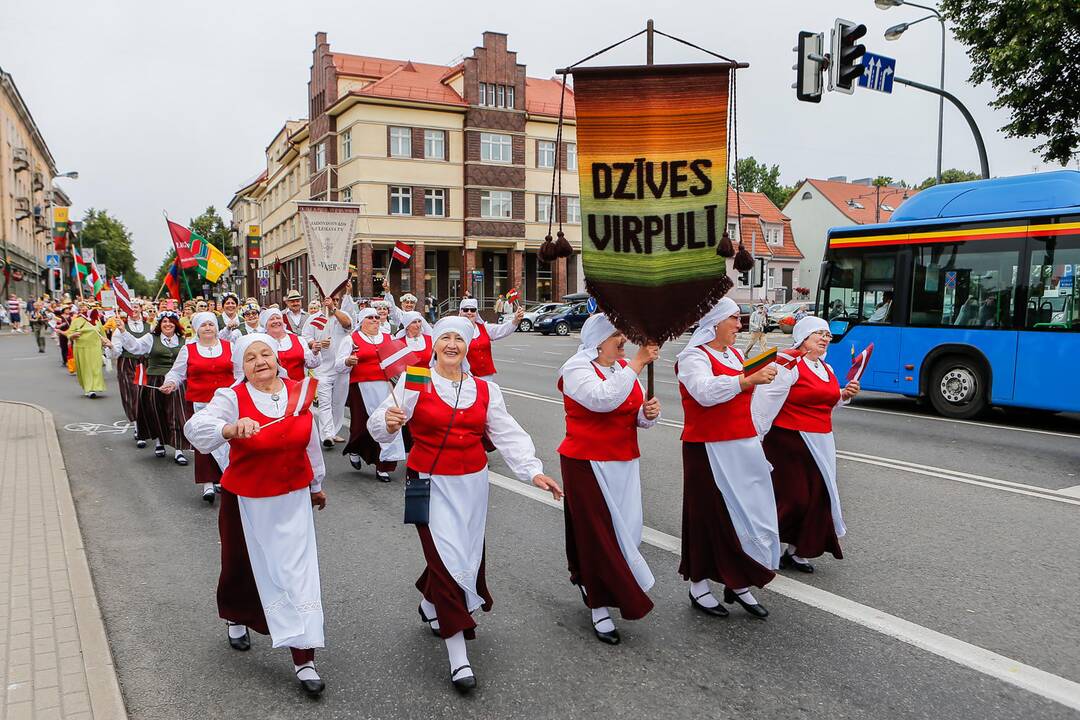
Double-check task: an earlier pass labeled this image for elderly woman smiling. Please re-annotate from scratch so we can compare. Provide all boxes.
[184,333,328,697]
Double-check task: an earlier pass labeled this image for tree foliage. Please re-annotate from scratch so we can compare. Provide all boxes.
[76,209,152,296]
[734,157,798,208]
[917,168,982,190]
[941,0,1080,165]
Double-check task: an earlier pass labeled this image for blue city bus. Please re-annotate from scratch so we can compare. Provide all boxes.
[819,170,1080,418]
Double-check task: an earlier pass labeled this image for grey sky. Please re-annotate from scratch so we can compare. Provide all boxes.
[2,0,1066,276]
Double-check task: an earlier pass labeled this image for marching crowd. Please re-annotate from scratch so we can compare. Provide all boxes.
[26,283,859,698]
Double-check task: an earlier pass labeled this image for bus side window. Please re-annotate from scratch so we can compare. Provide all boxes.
[1026,233,1080,331]
[911,242,1019,328]
[861,254,897,324]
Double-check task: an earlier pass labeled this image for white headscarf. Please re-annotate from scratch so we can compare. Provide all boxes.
[233,332,279,378]
[355,307,378,323]
[393,310,426,339]
[559,313,618,378]
[792,316,830,348]
[676,297,741,362]
[430,316,475,373]
[191,312,218,341]
[458,298,478,311]
[262,307,285,331]
[400,293,418,303]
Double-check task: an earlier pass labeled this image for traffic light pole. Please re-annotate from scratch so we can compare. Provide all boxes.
[894,76,989,180]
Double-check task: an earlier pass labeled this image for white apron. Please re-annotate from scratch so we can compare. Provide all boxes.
[703,438,782,570]
[356,380,406,462]
[589,459,654,592]
[799,431,846,537]
[429,469,490,612]
[237,488,324,648]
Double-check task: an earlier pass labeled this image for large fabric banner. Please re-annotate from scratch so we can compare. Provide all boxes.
[298,202,360,298]
[573,64,733,343]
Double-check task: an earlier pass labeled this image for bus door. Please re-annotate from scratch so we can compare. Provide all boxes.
[1014,218,1080,412]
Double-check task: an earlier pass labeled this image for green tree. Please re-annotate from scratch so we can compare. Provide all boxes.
[941,0,1079,165]
[76,209,152,296]
[917,168,981,190]
[734,157,798,208]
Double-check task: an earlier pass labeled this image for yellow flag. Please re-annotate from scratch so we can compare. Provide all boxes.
[203,242,232,282]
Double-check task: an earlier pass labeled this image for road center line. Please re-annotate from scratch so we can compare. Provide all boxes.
[486,471,1080,713]
[842,405,1080,440]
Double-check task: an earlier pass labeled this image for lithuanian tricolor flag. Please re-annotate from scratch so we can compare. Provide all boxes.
[404,366,432,393]
[743,347,777,376]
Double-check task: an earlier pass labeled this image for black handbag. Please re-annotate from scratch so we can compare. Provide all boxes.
[403,379,462,525]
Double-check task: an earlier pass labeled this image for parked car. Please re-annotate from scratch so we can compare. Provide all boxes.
[518,302,565,332]
[766,301,816,331]
[537,302,591,336]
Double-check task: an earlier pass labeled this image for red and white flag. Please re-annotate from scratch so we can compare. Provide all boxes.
[132,364,148,386]
[391,241,413,265]
[112,277,134,315]
[775,348,806,369]
[506,288,520,304]
[284,376,319,416]
[308,314,328,332]
[376,337,419,379]
[848,343,874,382]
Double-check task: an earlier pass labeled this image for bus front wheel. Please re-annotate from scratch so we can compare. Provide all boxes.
[929,356,987,419]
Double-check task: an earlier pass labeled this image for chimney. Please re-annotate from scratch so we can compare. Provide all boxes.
[827,175,848,183]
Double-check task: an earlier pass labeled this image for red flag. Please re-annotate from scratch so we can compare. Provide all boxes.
[164,259,182,301]
[166,219,198,269]
[133,364,148,386]
[848,343,874,382]
[112,277,134,315]
[376,337,419,379]
[284,376,319,416]
[392,241,413,265]
[775,348,806,369]
[506,288,520,304]
[308,314,328,332]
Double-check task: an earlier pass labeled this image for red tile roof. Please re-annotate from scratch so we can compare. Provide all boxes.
[727,189,804,260]
[330,51,576,117]
[805,178,918,224]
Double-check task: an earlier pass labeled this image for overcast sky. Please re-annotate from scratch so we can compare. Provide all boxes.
[2,0,1069,276]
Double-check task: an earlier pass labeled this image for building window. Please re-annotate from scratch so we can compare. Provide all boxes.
[341,187,352,203]
[727,221,739,239]
[537,194,552,223]
[506,85,514,108]
[314,142,326,171]
[423,130,445,160]
[478,83,486,106]
[767,267,776,289]
[764,222,783,246]
[341,129,352,160]
[537,140,556,168]
[566,142,577,169]
[480,190,512,219]
[566,197,581,223]
[389,127,412,158]
[480,132,512,163]
[424,188,446,217]
[496,85,505,108]
[390,186,412,215]
[801,191,813,200]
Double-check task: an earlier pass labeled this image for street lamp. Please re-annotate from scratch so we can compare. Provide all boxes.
[50,171,79,299]
[878,0,946,185]
[56,171,79,179]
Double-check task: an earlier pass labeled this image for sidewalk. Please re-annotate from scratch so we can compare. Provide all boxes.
[0,401,127,719]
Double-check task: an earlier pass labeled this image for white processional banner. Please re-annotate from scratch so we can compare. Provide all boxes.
[297,201,361,298]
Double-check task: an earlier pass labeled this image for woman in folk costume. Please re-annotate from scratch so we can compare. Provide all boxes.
[112,302,150,448]
[66,301,110,398]
[394,310,434,367]
[263,308,321,381]
[557,314,661,644]
[382,284,432,334]
[751,316,860,573]
[115,311,191,465]
[217,293,243,340]
[161,312,239,504]
[368,317,562,692]
[301,293,354,449]
[235,302,263,337]
[675,297,780,619]
[372,299,394,335]
[456,297,522,379]
[333,307,405,481]
[184,333,328,697]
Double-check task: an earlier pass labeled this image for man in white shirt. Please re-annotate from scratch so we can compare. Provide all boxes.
[302,291,354,448]
[284,289,308,335]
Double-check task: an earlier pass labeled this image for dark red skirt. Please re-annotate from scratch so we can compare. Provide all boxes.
[561,456,653,620]
[134,374,190,451]
[343,384,385,467]
[217,489,269,635]
[116,356,143,423]
[763,427,843,560]
[415,525,492,640]
[678,442,775,590]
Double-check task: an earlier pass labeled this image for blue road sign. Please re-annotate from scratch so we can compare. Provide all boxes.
[45,254,60,269]
[586,297,598,313]
[945,271,957,288]
[858,52,896,94]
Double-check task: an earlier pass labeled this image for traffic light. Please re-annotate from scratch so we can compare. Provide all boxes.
[739,270,751,286]
[830,19,867,94]
[793,31,826,103]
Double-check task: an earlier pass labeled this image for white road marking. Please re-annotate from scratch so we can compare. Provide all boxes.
[521,361,559,370]
[1053,485,1080,499]
[844,405,1080,440]
[486,471,1080,713]
[542,351,563,355]
[499,386,1079,507]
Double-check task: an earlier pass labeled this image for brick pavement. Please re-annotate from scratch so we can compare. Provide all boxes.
[0,401,126,719]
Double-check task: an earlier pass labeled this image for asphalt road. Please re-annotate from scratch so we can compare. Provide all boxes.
[2,330,1079,720]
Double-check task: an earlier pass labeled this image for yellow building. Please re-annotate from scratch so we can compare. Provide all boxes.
[230,31,582,308]
[0,66,68,300]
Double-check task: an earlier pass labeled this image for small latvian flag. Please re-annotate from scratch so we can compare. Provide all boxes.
[133,364,148,386]
[743,347,778,376]
[404,366,432,393]
[848,343,874,382]
[506,288,520,304]
[285,376,319,416]
[776,348,806,369]
[391,241,413,265]
[376,337,419,379]
[308,314,328,332]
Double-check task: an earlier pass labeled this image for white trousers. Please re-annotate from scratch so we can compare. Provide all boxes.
[316,371,350,441]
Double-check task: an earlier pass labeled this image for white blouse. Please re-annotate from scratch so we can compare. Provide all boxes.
[184,382,325,493]
[368,372,543,482]
[272,332,322,370]
[119,330,180,355]
[300,308,353,376]
[676,345,744,407]
[561,361,657,427]
[164,340,240,387]
[751,357,847,437]
[473,317,517,342]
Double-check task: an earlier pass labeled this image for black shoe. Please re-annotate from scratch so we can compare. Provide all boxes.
[202,488,216,505]
[723,587,769,619]
[376,471,392,483]
[349,455,362,470]
[451,665,477,693]
[322,438,334,450]
[226,624,250,651]
[689,589,729,618]
[592,616,621,645]
[136,439,147,449]
[296,667,325,697]
[780,552,815,574]
[154,444,166,458]
[174,452,188,466]
[417,604,441,637]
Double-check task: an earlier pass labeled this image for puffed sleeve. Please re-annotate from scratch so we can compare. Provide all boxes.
[484,318,518,342]
[484,381,543,482]
[118,330,155,356]
[751,362,797,437]
[184,386,238,454]
[367,382,418,444]
[676,349,742,406]
[562,363,637,412]
[164,344,191,387]
[333,335,356,374]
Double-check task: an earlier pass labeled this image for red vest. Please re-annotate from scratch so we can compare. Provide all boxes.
[468,323,496,377]
[221,379,314,497]
[407,378,490,476]
[406,334,434,368]
[557,360,644,461]
[185,341,235,403]
[348,331,392,383]
[773,360,841,433]
[276,333,306,381]
[678,346,757,442]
